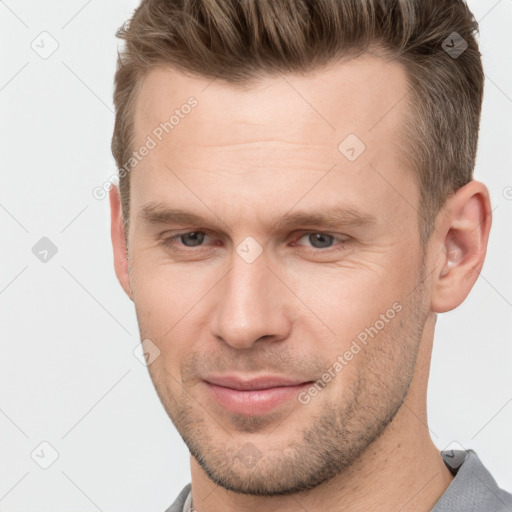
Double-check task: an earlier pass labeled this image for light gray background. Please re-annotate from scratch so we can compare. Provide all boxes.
[1,1,511,510]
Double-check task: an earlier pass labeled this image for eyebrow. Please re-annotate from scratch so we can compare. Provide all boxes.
[139,202,377,232]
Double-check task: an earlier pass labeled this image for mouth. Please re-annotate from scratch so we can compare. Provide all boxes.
[203,375,314,415]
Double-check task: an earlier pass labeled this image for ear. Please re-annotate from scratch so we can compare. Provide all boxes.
[109,186,133,300]
[430,180,492,313]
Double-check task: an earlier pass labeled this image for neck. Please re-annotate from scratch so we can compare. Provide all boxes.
[189,313,453,511]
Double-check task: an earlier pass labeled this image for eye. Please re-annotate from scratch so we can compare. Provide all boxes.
[163,231,210,247]
[295,232,347,249]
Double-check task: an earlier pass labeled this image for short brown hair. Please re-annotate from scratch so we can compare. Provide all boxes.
[111,0,484,245]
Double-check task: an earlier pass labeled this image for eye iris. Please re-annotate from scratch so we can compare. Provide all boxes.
[309,233,333,248]
[180,232,205,247]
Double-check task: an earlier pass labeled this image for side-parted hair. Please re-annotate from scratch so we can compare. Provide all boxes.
[112,0,484,245]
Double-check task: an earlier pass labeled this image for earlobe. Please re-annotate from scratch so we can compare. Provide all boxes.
[109,186,133,300]
[431,181,492,313]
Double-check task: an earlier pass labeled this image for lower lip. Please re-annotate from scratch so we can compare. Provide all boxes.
[204,381,313,415]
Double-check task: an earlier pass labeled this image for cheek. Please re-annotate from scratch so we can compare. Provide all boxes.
[287,262,408,346]
[131,255,215,319]
[130,256,227,373]
[130,270,200,371]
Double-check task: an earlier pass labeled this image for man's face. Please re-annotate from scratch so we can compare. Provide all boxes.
[124,54,432,495]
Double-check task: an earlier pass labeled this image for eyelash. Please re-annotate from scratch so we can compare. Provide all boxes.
[161,230,349,252]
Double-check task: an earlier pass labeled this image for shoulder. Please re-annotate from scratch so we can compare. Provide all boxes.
[163,483,192,512]
[432,450,512,512]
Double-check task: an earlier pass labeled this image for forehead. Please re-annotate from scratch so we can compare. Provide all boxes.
[128,54,418,231]
[133,54,410,151]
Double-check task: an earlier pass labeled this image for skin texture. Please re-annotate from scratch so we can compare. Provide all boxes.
[110,54,492,511]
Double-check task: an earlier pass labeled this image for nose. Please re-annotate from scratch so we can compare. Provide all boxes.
[210,250,292,350]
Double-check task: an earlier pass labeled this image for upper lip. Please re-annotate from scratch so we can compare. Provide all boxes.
[204,374,312,391]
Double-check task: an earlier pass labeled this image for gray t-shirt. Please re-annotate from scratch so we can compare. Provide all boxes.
[164,450,512,511]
